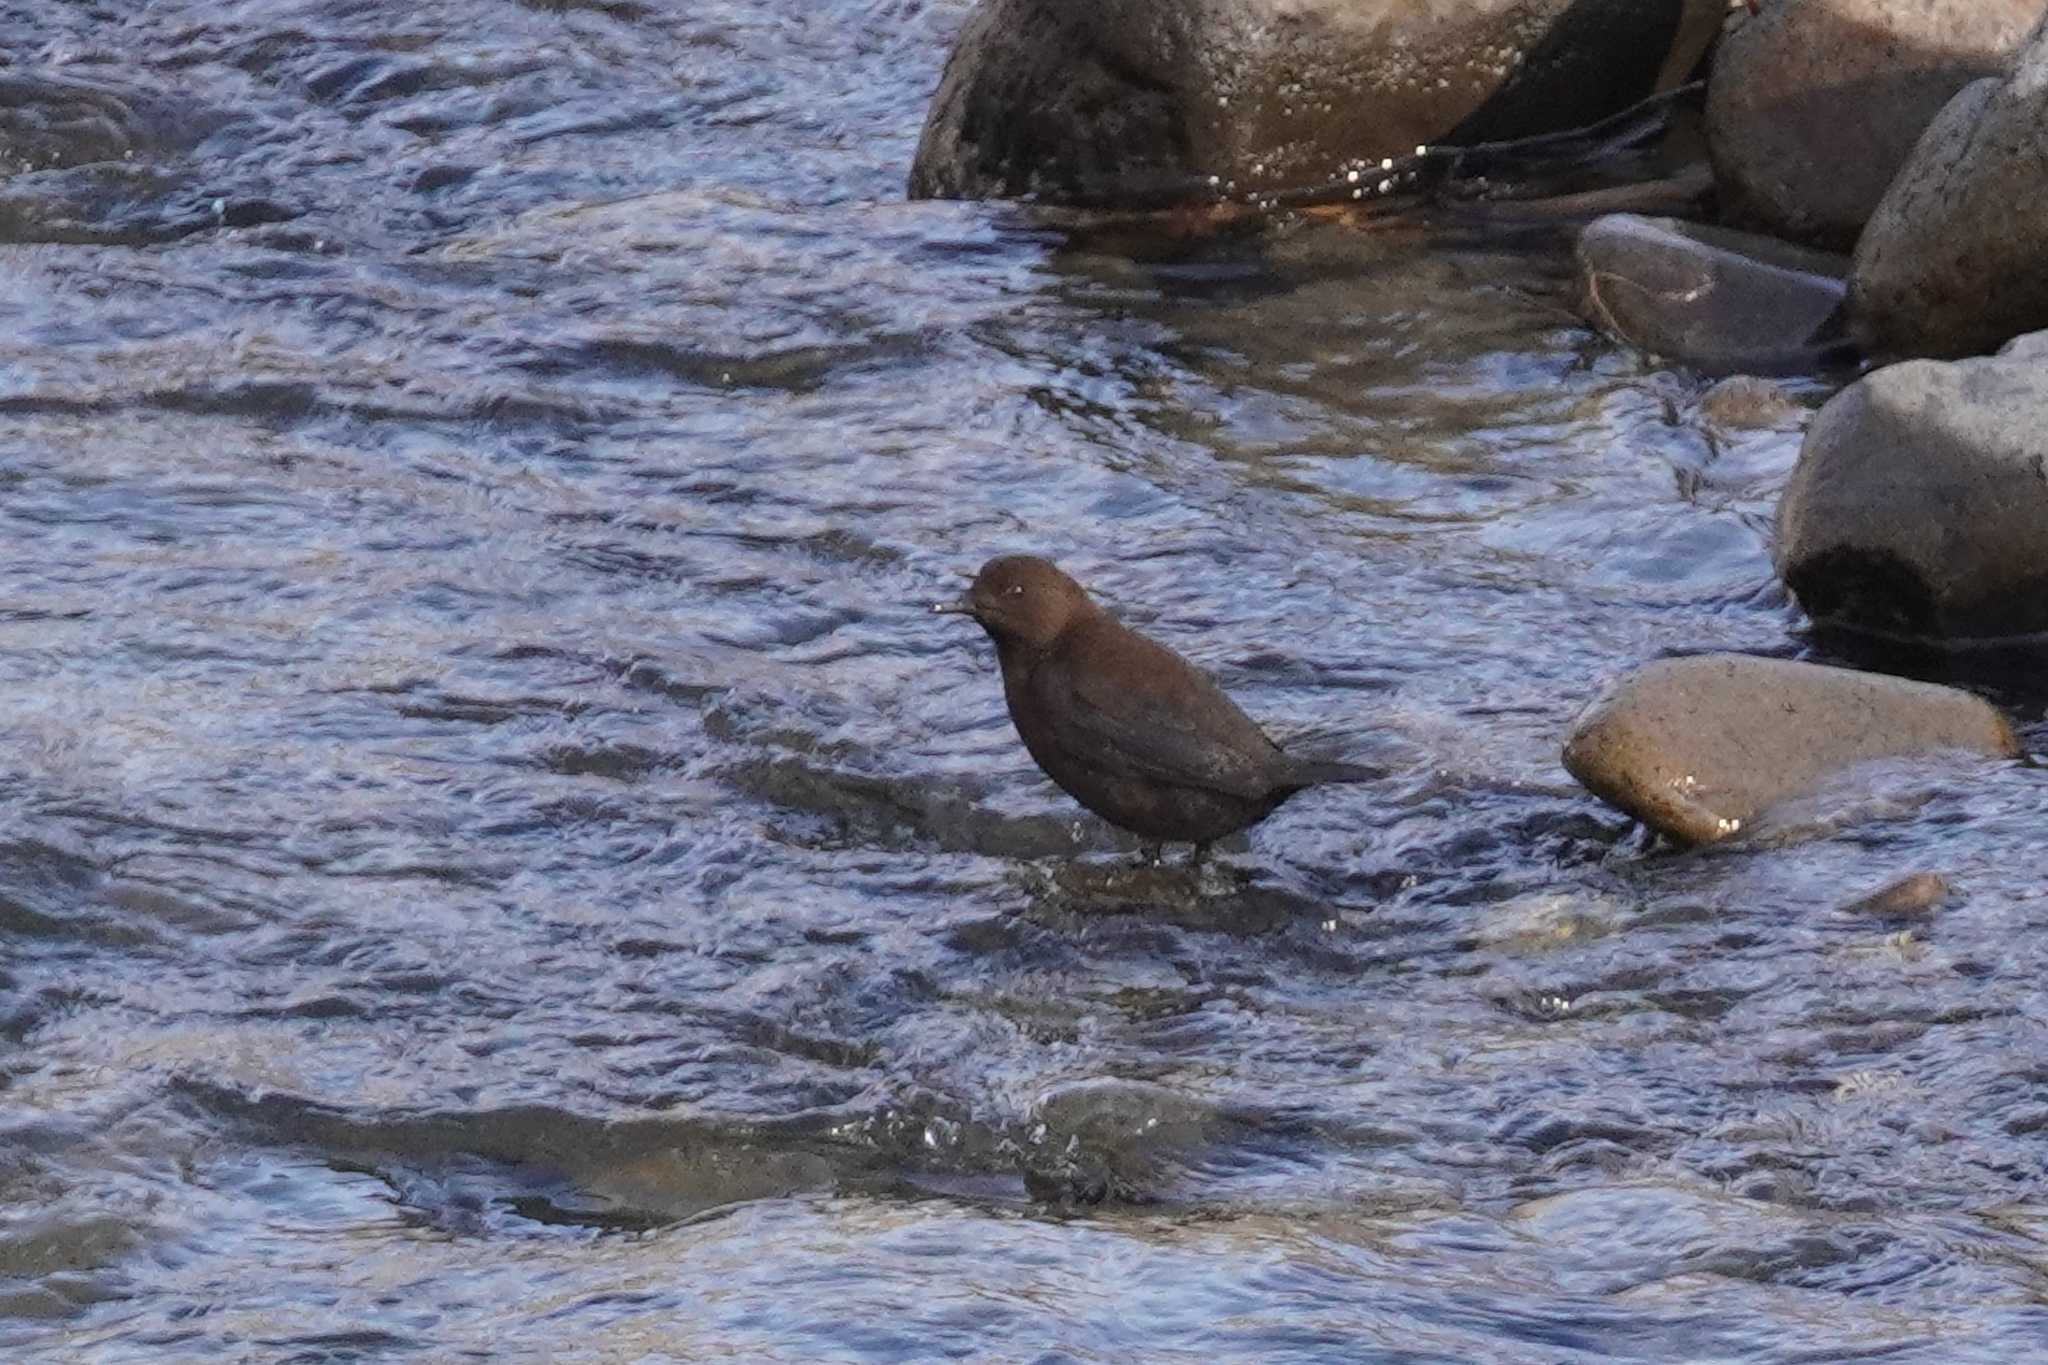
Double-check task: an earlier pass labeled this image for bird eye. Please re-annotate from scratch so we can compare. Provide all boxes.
[1005,584,1024,596]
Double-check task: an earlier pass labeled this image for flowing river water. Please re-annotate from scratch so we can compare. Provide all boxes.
[5,2,2048,1361]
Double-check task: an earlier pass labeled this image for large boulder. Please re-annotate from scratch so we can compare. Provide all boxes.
[1850,16,2048,359]
[909,0,1726,203]
[1563,655,2018,845]
[1775,353,2048,642]
[1574,213,1851,375]
[1705,0,2038,249]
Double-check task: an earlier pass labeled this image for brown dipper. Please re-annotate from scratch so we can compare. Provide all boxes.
[934,555,1377,857]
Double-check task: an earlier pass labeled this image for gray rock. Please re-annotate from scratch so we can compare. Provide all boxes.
[1575,213,1851,375]
[1705,0,2037,249]
[1562,655,2017,845]
[909,0,1724,203]
[1851,16,2048,359]
[2001,328,2048,361]
[1775,355,2048,641]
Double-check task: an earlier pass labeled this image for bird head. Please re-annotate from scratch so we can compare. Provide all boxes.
[932,554,1093,651]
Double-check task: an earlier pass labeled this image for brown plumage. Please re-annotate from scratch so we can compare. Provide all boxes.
[934,555,1376,855]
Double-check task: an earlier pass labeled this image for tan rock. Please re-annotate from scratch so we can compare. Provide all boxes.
[1838,871,1951,917]
[1562,655,2018,844]
[1705,0,2037,248]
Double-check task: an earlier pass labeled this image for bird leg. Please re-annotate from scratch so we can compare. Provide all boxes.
[1138,842,1165,867]
[1187,841,1211,869]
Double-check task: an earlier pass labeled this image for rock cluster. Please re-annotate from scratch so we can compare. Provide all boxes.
[1574,9,2048,655]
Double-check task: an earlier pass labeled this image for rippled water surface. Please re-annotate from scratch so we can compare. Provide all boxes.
[6,3,2048,1361]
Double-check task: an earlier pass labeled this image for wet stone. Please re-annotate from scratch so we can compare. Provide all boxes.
[909,0,1725,204]
[1019,1079,1222,1206]
[1697,375,1806,432]
[1575,214,1851,375]
[1561,655,2019,845]
[1838,872,1951,918]
[1775,353,2048,642]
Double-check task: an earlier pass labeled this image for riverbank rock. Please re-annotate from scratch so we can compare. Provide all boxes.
[1562,655,2017,845]
[1775,354,2048,642]
[909,0,1725,203]
[1850,17,2048,359]
[1575,214,1850,374]
[1705,0,2038,249]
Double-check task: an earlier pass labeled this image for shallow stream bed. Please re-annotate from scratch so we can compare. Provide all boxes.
[3,3,2048,1361]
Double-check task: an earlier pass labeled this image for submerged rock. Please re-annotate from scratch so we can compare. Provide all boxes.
[1851,16,2048,359]
[1021,1079,1221,1204]
[909,0,1725,203]
[0,73,227,176]
[1575,214,1851,375]
[1697,375,1806,432]
[1838,871,1951,918]
[1775,354,2048,642]
[1705,0,2037,249]
[1562,655,2017,845]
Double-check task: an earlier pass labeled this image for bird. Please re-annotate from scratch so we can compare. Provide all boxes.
[933,554,1378,862]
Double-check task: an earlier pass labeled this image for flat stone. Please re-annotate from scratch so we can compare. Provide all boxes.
[909,0,1724,204]
[1575,214,1850,375]
[1705,0,2037,248]
[1775,354,2048,642]
[1562,655,2017,845]
[1851,16,2048,358]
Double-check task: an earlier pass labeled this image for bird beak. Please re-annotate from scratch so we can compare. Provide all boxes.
[930,593,976,616]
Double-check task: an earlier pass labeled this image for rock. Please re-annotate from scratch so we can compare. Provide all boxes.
[1851,17,2048,359]
[1838,871,1950,917]
[0,74,223,176]
[0,76,149,173]
[909,0,1725,204]
[1562,655,2017,845]
[1021,1079,1220,1204]
[1697,375,1805,432]
[1705,0,2038,249]
[1575,214,1851,375]
[2001,328,2048,361]
[1775,355,2048,642]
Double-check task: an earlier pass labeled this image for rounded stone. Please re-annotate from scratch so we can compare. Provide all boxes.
[909,0,1725,204]
[1850,18,2048,360]
[1562,654,2018,845]
[1705,0,2038,248]
[1775,354,2048,642]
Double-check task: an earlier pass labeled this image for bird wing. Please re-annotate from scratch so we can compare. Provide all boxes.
[1037,636,1287,802]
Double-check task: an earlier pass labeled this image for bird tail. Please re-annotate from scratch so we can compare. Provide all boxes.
[1288,758,1384,786]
